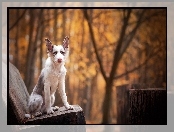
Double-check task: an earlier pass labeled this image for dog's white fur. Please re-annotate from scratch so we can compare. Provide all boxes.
[25,37,72,118]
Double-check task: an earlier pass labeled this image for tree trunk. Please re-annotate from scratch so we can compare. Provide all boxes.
[25,9,35,93]
[45,9,51,39]
[54,9,58,43]
[102,80,113,124]
[84,78,91,120]
[90,72,98,120]
[39,22,44,72]
[62,9,66,39]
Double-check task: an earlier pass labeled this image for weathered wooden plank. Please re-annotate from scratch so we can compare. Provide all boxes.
[23,105,86,125]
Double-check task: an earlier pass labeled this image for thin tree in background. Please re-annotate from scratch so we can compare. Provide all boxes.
[54,9,58,43]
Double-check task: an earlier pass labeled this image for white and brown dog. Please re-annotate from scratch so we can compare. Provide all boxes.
[25,36,73,118]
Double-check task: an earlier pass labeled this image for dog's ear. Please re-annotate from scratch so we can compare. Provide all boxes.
[62,36,69,49]
[45,38,53,52]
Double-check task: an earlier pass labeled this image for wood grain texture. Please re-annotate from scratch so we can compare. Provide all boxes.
[116,84,166,124]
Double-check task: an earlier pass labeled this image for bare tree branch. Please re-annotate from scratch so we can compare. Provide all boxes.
[114,44,163,80]
[92,10,113,20]
[108,9,132,82]
[118,10,146,61]
[83,9,107,81]
[128,10,165,26]
[9,9,27,31]
[114,58,148,80]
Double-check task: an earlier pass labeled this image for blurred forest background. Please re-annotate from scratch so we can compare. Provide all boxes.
[9,8,166,124]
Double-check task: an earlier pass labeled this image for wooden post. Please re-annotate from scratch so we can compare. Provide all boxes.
[116,84,167,124]
[116,84,130,124]
[129,88,167,124]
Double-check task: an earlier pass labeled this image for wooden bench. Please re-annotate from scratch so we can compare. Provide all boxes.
[8,62,86,125]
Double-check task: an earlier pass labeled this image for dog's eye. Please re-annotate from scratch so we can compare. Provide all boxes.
[60,51,65,55]
[53,51,57,55]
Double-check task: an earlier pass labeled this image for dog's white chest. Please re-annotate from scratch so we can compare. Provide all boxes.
[49,76,59,93]
[44,64,67,94]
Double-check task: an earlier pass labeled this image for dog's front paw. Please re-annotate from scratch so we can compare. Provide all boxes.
[64,103,73,110]
[35,111,42,117]
[46,107,54,114]
[52,106,59,111]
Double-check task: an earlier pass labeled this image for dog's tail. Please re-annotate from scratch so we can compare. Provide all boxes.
[25,94,43,119]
